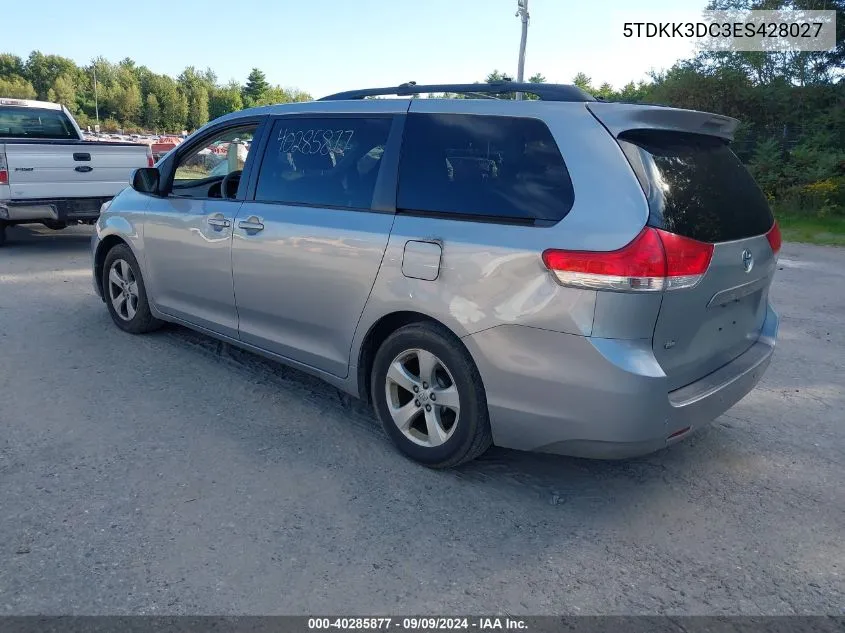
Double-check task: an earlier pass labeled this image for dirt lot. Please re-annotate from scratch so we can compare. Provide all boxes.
[0,225,843,615]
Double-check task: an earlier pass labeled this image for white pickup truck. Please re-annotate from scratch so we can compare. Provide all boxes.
[0,98,152,246]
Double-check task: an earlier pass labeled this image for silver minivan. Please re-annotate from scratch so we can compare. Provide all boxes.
[92,82,780,468]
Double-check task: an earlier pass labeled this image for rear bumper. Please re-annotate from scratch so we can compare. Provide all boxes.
[462,304,778,459]
[0,197,111,222]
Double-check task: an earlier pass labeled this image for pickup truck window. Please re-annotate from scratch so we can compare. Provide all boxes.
[0,106,78,140]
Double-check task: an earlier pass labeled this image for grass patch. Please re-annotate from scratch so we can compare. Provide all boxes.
[775,214,845,247]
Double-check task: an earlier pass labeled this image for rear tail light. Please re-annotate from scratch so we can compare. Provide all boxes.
[0,152,8,185]
[766,221,782,255]
[542,227,714,293]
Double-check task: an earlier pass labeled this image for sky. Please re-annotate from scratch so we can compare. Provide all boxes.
[5,0,708,97]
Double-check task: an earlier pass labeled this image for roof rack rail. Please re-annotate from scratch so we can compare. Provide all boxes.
[319,81,595,102]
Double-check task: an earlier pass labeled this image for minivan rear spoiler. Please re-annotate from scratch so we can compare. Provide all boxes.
[587,102,739,142]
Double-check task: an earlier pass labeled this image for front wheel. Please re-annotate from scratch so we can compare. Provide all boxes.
[371,323,492,468]
[102,244,162,334]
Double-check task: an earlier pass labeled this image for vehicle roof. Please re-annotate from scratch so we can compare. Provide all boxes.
[0,97,63,110]
[211,96,738,142]
[214,81,593,124]
[216,98,415,123]
[319,81,595,102]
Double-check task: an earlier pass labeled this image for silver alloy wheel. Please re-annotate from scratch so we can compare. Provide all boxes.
[107,259,139,321]
[385,348,461,448]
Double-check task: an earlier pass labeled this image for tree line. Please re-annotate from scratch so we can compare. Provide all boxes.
[1,0,842,217]
[0,52,310,134]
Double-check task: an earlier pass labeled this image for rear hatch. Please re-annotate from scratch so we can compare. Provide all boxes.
[589,104,779,390]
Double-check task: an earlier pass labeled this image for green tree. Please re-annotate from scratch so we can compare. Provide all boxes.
[250,85,312,107]
[24,51,80,99]
[151,76,187,132]
[617,81,649,102]
[485,70,512,83]
[46,73,77,112]
[595,82,616,101]
[484,70,516,98]
[144,93,161,130]
[114,82,142,123]
[288,89,312,103]
[200,68,218,89]
[253,85,293,106]
[0,76,37,98]
[187,84,209,130]
[172,91,189,131]
[572,73,593,93]
[0,53,25,79]
[748,137,785,197]
[528,73,546,83]
[209,82,244,119]
[703,0,845,83]
[242,68,269,106]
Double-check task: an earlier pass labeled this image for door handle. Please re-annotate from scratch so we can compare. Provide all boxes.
[207,217,231,228]
[238,217,264,232]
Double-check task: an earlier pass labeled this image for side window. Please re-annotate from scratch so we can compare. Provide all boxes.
[172,125,257,196]
[255,117,392,210]
[397,113,574,223]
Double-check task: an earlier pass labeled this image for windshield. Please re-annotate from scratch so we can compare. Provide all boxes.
[0,106,78,140]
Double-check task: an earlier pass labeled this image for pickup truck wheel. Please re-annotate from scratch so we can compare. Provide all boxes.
[0,223,6,247]
[103,244,162,334]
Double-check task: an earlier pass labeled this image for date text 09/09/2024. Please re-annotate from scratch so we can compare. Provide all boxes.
[308,618,528,630]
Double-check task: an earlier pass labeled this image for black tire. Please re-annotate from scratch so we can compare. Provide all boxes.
[0,222,6,247]
[370,322,492,468]
[102,244,163,334]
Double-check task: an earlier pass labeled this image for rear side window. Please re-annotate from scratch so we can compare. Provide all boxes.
[619,130,773,243]
[256,117,392,210]
[0,106,77,140]
[397,113,574,223]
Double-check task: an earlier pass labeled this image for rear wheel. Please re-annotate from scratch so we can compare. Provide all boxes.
[371,323,492,468]
[0,222,6,247]
[102,244,162,334]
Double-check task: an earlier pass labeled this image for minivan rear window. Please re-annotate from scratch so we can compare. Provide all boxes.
[0,106,78,140]
[619,130,774,243]
[397,113,574,224]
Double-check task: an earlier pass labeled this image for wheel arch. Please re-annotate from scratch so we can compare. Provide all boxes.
[356,310,470,402]
[94,234,132,300]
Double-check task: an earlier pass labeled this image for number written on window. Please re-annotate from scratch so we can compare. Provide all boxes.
[277,128,355,156]
[256,117,392,210]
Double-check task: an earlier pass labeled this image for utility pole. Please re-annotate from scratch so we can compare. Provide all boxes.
[515,0,529,100]
[92,64,100,133]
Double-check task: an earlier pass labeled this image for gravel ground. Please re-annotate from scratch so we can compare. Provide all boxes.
[0,224,842,615]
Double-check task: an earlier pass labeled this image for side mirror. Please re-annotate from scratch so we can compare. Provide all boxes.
[130,167,160,195]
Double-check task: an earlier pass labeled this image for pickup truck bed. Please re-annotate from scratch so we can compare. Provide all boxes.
[0,98,152,246]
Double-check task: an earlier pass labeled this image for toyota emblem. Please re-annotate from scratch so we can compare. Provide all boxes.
[741,249,754,273]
